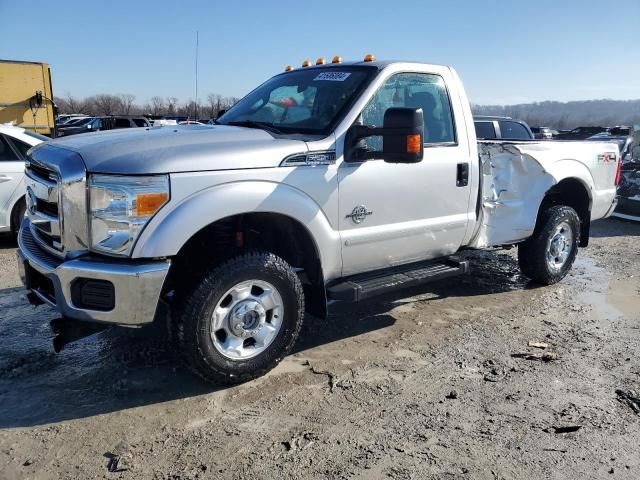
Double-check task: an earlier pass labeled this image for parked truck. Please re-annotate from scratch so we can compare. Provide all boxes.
[0,59,56,137]
[17,56,620,383]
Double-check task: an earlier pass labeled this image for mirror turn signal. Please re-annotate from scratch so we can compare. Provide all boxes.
[406,134,422,154]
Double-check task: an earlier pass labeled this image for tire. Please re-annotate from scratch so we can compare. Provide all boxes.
[11,199,26,240]
[177,250,304,384]
[518,205,581,285]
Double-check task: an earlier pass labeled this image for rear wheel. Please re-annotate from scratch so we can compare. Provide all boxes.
[518,205,581,285]
[177,251,304,384]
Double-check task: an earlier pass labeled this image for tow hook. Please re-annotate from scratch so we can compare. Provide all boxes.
[26,291,44,307]
[50,318,108,353]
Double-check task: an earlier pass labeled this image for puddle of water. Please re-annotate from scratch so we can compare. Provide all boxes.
[606,277,640,319]
[573,256,640,319]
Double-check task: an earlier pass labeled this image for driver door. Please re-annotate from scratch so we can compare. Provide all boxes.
[337,71,472,276]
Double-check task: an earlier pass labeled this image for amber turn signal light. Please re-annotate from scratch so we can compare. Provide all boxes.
[406,134,422,154]
[136,192,169,216]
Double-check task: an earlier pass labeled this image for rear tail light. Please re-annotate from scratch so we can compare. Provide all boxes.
[615,155,623,186]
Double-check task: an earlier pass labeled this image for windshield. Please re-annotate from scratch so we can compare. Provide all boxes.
[217,67,374,135]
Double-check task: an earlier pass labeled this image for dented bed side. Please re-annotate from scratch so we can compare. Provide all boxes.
[469,140,619,248]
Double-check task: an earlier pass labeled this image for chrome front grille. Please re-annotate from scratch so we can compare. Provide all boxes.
[25,160,64,255]
[26,161,56,183]
[18,221,64,271]
[24,144,89,259]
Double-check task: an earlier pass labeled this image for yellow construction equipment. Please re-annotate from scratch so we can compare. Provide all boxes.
[0,59,56,136]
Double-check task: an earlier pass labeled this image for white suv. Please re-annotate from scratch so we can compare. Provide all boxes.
[0,124,46,237]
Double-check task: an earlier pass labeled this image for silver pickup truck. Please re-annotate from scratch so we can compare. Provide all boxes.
[17,57,620,383]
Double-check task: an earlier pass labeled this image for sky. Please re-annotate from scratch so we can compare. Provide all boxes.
[1,0,638,106]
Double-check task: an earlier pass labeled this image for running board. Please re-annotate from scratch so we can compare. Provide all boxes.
[327,257,470,302]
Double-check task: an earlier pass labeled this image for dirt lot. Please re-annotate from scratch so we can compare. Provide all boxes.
[0,218,638,480]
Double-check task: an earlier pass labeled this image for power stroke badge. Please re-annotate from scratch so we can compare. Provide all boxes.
[346,205,373,224]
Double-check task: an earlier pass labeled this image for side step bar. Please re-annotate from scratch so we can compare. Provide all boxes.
[327,257,470,302]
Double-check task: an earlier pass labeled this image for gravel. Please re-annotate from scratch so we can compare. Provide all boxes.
[0,218,639,479]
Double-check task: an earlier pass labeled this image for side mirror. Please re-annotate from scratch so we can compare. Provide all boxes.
[381,107,424,163]
[346,107,424,163]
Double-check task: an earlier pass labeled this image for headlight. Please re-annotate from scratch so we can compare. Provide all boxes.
[88,174,169,256]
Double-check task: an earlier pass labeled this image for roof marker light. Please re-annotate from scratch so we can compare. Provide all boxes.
[284,65,294,72]
[302,60,312,67]
[316,57,326,65]
[363,53,376,62]
[332,55,342,64]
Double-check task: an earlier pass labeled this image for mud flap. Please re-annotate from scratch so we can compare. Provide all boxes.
[50,318,109,353]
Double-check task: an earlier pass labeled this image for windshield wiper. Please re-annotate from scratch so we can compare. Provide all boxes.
[226,120,285,135]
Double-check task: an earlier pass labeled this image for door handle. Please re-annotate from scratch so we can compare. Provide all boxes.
[456,163,469,187]
[0,175,13,183]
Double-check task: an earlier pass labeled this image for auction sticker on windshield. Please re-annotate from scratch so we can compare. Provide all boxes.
[314,72,352,81]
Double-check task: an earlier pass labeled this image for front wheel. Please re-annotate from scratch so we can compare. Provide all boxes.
[518,205,581,285]
[178,251,304,384]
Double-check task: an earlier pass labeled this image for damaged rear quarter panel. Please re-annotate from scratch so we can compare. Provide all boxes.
[470,142,556,248]
[470,141,610,248]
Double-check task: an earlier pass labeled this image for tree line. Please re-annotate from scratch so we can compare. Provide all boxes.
[56,93,640,128]
[472,99,640,129]
[54,93,240,120]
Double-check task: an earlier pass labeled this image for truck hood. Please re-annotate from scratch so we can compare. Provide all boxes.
[43,125,308,174]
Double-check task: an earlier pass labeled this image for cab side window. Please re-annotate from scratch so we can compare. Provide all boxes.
[475,121,497,139]
[498,121,531,140]
[10,138,32,158]
[114,118,132,129]
[0,135,20,162]
[361,72,456,149]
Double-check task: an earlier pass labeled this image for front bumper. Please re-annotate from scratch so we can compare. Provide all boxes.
[17,220,171,326]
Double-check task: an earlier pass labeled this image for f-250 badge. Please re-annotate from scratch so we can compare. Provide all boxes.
[346,205,373,224]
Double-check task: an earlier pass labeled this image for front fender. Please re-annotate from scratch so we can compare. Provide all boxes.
[133,180,342,281]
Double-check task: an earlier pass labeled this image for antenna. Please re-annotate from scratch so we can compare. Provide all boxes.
[195,30,199,119]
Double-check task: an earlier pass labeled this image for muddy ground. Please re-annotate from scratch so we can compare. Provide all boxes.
[0,218,638,480]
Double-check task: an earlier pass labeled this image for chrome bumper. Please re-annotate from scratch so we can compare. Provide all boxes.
[17,220,170,326]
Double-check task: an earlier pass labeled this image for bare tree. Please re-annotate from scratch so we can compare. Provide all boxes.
[118,94,136,115]
[207,93,221,119]
[166,97,179,115]
[92,94,122,115]
[149,96,166,116]
[180,100,199,119]
[56,92,88,114]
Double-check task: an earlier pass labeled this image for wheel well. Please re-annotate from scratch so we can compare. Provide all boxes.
[10,196,25,232]
[167,213,327,318]
[539,178,591,247]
